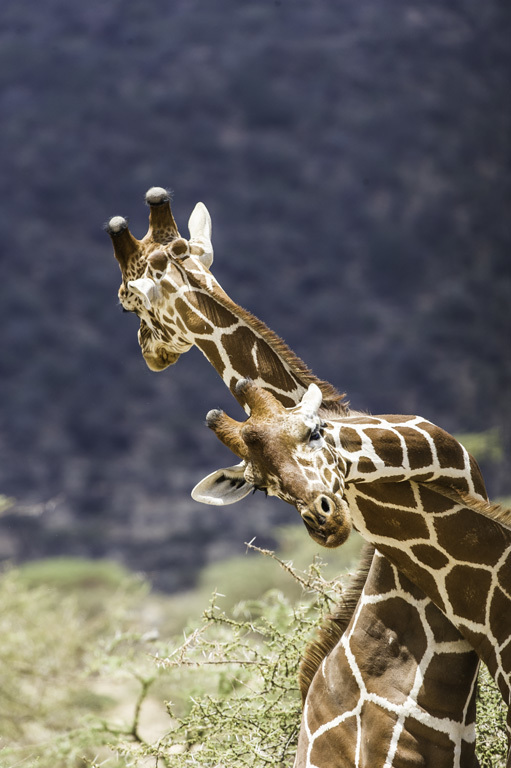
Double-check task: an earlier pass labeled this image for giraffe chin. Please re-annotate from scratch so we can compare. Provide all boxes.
[298,495,352,549]
[143,350,181,371]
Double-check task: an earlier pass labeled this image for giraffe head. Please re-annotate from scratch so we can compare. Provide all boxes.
[192,380,352,548]
[106,187,215,371]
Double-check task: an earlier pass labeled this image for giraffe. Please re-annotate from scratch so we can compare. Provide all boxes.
[107,189,482,766]
[196,377,510,763]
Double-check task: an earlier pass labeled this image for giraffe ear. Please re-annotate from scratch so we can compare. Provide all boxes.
[188,202,214,268]
[191,464,254,506]
[127,276,159,310]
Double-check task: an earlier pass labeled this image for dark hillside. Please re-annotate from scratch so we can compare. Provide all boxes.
[0,0,510,589]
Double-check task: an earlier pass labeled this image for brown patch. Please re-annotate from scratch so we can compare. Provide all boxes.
[365,428,404,467]
[411,544,449,570]
[175,297,213,334]
[196,293,239,328]
[435,508,508,565]
[306,642,361,726]
[331,477,341,494]
[299,544,375,702]
[418,484,459,513]
[395,426,434,468]
[397,569,425,600]
[410,472,436,483]
[364,555,397,596]
[195,338,226,377]
[148,250,168,272]
[343,415,382,425]
[378,545,447,613]
[416,650,478,721]
[357,496,430,541]
[416,422,466,469]
[309,720,357,768]
[465,631,498,676]
[324,432,336,448]
[356,480,418,509]
[425,601,465,643]
[469,454,486,498]
[161,310,175,325]
[445,564,492,624]
[160,281,177,298]
[354,598,428,686]
[357,700,399,765]
[397,717,455,766]
[357,457,377,474]
[460,740,478,764]
[378,414,418,424]
[339,427,363,452]
[222,327,257,380]
[223,326,300,393]
[255,338,299,392]
[170,238,188,256]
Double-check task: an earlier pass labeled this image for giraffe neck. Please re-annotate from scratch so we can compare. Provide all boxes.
[169,256,346,410]
[319,413,511,707]
[295,547,480,768]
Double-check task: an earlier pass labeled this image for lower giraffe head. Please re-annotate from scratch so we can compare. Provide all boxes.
[193,379,352,547]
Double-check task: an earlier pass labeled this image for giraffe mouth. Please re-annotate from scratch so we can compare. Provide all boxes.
[144,349,181,371]
[298,495,352,549]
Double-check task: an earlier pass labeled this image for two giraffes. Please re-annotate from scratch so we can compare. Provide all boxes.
[107,188,507,767]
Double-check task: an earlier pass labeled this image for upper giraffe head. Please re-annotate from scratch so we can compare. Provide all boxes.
[192,379,352,547]
[107,187,348,412]
[106,187,215,371]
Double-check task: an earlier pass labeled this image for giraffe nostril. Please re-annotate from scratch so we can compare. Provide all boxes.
[320,496,332,514]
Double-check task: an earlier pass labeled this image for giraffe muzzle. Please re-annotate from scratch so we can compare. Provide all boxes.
[144,349,181,371]
[299,494,352,549]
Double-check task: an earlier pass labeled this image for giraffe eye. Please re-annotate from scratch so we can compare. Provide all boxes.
[309,428,322,442]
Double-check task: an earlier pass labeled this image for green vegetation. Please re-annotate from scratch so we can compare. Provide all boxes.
[457,428,504,465]
[0,535,507,767]
[476,664,508,768]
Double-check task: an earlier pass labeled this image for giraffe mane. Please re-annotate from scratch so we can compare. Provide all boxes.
[427,482,511,530]
[183,263,348,413]
[298,543,375,704]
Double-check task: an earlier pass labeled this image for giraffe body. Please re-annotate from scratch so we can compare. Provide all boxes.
[295,550,479,768]
[108,191,482,766]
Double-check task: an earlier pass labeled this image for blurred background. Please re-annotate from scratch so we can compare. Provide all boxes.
[1,0,510,592]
